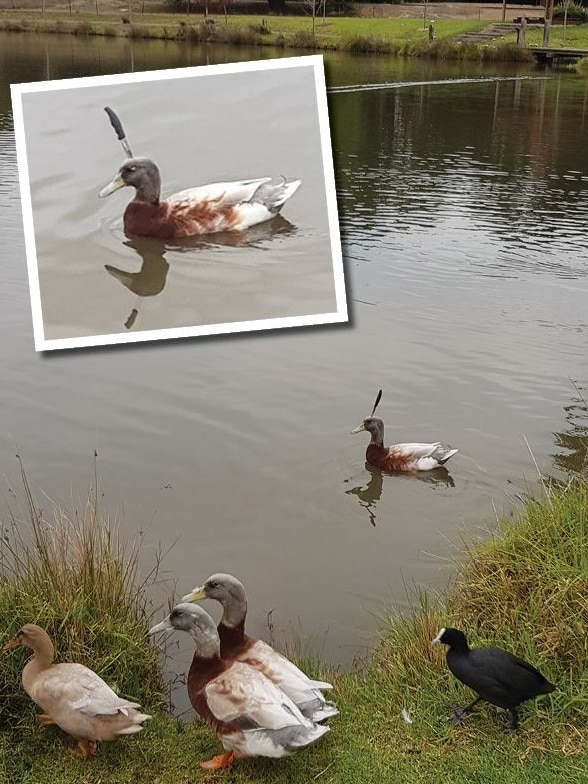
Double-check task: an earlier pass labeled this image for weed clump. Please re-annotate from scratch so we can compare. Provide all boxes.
[73,21,93,35]
[343,35,392,54]
[291,30,318,49]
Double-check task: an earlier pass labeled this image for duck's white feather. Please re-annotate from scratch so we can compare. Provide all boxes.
[205,661,312,731]
[239,639,337,719]
[28,663,140,717]
[390,443,459,469]
[168,178,272,207]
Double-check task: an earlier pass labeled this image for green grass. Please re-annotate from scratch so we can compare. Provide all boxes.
[0,11,492,56]
[1,467,587,783]
[3,9,588,57]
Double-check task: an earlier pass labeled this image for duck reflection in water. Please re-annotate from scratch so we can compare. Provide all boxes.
[345,465,455,527]
[104,216,296,330]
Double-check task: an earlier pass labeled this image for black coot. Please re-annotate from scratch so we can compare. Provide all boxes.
[432,627,555,729]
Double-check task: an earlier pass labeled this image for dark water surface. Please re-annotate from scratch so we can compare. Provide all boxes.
[1,35,587,697]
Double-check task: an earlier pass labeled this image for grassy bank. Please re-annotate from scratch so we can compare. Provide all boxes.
[0,10,538,60]
[1,467,587,783]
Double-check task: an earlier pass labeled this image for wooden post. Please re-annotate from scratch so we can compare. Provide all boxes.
[501,0,507,23]
[543,0,554,47]
[517,17,527,46]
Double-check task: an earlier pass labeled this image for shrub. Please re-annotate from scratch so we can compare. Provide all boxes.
[73,21,93,35]
[291,30,318,49]
[553,2,588,21]
[343,35,392,54]
[248,20,271,35]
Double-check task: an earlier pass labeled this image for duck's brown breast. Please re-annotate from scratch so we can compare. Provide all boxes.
[187,656,246,739]
[366,444,414,472]
[123,199,243,239]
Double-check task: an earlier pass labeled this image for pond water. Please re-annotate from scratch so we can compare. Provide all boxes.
[1,33,587,709]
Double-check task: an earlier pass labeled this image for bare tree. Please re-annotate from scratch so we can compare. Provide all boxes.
[303,0,327,35]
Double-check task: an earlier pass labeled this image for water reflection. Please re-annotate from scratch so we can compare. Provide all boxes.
[344,467,383,527]
[344,464,455,527]
[105,217,297,330]
[105,238,170,330]
[552,382,588,475]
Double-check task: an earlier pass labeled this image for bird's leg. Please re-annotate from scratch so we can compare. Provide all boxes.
[507,708,519,730]
[37,713,55,726]
[68,739,97,758]
[449,696,482,724]
[200,751,235,770]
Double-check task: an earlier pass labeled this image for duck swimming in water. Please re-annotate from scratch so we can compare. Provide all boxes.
[99,157,302,240]
[351,389,458,472]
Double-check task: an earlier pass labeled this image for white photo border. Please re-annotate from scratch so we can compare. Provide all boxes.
[11,54,347,352]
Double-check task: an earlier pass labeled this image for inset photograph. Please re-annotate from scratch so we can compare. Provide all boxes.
[12,55,346,351]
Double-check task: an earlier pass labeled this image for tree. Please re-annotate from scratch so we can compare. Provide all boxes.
[303,0,328,35]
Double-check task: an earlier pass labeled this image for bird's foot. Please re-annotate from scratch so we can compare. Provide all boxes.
[200,751,235,770]
[443,705,471,725]
[37,713,55,726]
[68,739,97,758]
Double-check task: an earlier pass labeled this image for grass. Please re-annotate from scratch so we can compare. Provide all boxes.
[0,11,498,58]
[0,463,587,783]
[4,10,588,59]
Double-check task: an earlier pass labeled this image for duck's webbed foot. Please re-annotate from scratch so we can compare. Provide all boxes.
[68,739,97,758]
[37,713,55,726]
[200,751,235,770]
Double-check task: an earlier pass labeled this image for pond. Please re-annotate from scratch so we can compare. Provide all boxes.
[1,33,587,710]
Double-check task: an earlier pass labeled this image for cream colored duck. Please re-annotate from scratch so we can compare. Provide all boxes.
[3,624,150,757]
[149,603,329,770]
[182,573,337,722]
[351,389,459,472]
[99,157,302,240]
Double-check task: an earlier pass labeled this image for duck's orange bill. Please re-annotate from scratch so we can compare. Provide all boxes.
[2,636,21,652]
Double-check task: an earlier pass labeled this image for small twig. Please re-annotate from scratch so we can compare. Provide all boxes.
[522,435,552,508]
[313,760,335,779]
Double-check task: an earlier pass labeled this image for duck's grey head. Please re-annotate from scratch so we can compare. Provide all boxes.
[351,416,385,444]
[149,603,220,658]
[99,157,161,204]
[182,573,247,627]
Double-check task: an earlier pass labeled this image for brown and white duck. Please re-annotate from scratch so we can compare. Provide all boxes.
[99,157,302,240]
[351,389,458,472]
